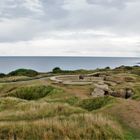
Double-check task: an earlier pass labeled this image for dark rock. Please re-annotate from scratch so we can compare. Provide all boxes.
[125,88,134,99]
[110,88,134,99]
[79,75,84,80]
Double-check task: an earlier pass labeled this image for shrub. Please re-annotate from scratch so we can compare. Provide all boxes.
[0,73,6,78]
[52,67,62,73]
[8,69,38,77]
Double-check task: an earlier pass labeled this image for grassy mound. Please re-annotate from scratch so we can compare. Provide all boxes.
[8,69,38,77]
[0,114,125,140]
[78,96,115,111]
[7,86,63,100]
[0,101,84,121]
[0,97,25,111]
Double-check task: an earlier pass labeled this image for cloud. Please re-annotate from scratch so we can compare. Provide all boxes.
[0,0,43,18]
[0,17,43,42]
[0,35,139,57]
[0,0,69,42]
[87,0,138,9]
[0,0,140,56]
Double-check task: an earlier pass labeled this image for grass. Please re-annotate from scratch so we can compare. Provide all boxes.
[0,114,125,140]
[0,84,128,139]
[0,101,84,121]
[0,76,30,83]
[5,85,64,100]
[46,96,80,106]
[0,66,139,139]
[132,85,140,100]
[78,96,115,111]
[0,97,25,111]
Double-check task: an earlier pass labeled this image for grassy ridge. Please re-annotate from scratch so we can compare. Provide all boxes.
[8,69,38,77]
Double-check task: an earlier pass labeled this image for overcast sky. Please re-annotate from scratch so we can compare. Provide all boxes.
[0,0,140,56]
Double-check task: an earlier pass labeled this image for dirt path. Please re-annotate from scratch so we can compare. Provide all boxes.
[104,99,140,136]
[0,76,49,85]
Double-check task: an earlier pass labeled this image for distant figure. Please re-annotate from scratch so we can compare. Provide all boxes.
[79,75,84,80]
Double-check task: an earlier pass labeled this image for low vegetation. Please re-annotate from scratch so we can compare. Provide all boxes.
[0,114,125,140]
[6,85,63,100]
[0,69,39,83]
[78,96,115,111]
[46,96,80,106]
[8,68,38,77]
[0,66,139,139]
[0,73,6,78]
[52,67,96,74]
[132,85,140,100]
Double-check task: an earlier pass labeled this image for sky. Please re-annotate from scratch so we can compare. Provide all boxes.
[0,0,140,57]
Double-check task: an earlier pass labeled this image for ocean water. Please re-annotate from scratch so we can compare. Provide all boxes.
[0,57,140,73]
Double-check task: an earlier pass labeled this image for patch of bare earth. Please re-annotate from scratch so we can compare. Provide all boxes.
[63,85,91,99]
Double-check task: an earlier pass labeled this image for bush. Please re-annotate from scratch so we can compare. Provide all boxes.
[0,73,6,78]
[52,67,62,73]
[8,69,38,77]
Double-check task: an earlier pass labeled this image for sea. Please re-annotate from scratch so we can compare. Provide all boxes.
[0,57,140,73]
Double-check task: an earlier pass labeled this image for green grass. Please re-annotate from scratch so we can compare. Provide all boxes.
[0,97,25,111]
[132,85,140,100]
[78,96,115,111]
[46,96,80,105]
[6,85,63,100]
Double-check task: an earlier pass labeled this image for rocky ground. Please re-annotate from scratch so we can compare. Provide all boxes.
[50,71,135,99]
